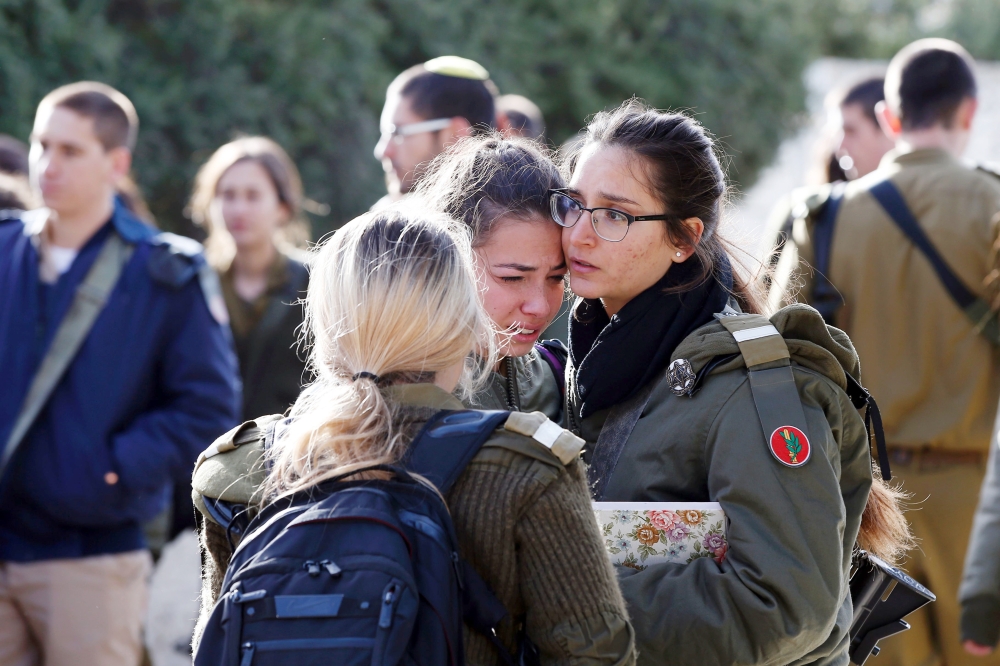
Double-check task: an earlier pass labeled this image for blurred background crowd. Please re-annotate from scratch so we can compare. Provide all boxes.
[0,0,998,240]
[3,1,1000,665]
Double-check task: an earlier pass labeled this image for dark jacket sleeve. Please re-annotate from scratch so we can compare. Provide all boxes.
[961,418,1000,647]
[616,373,869,665]
[111,277,241,495]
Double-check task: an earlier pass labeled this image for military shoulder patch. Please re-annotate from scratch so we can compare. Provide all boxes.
[769,425,810,467]
[504,411,584,465]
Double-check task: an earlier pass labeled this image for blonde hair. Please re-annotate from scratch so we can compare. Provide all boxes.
[263,205,497,498]
[187,136,308,266]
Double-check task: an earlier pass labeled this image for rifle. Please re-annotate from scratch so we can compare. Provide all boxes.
[849,550,936,665]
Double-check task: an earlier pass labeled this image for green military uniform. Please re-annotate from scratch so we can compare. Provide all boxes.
[218,248,311,420]
[465,349,562,421]
[567,304,873,665]
[191,383,636,665]
[826,149,1000,666]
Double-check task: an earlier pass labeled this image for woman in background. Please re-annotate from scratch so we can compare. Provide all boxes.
[190,136,310,419]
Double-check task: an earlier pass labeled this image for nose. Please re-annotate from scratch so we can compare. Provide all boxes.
[565,213,597,249]
[521,284,551,320]
[37,150,56,180]
[374,134,393,161]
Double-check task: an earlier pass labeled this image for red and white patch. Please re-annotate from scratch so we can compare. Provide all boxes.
[769,425,811,467]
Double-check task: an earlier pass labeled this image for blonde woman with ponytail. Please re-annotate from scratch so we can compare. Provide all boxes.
[191,206,636,664]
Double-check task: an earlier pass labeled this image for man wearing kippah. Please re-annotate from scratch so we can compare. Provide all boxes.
[373,55,497,205]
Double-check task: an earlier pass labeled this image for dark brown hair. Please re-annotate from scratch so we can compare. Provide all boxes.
[188,136,308,265]
[414,133,563,247]
[886,38,977,130]
[571,99,763,313]
[38,81,138,151]
[393,65,497,132]
[840,77,885,127]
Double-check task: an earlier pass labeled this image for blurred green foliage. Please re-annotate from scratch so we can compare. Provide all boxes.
[0,0,993,236]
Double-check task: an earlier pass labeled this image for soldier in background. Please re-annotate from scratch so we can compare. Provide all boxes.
[764,77,893,314]
[496,94,545,141]
[827,40,1000,666]
[0,135,37,211]
[372,56,496,206]
[0,134,29,176]
[836,77,895,180]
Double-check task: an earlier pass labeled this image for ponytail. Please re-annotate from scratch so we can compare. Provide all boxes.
[262,206,496,499]
[857,470,914,564]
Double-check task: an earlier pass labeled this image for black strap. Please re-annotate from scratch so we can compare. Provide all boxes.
[844,374,892,482]
[811,183,846,325]
[405,409,527,664]
[404,410,510,495]
[869,179,1000,344]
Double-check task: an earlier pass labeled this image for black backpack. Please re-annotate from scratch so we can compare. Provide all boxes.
[194,409,529,666]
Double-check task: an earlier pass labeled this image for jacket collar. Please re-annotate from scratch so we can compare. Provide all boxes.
[382,383,465,410]
[569,257,733,418]
[880,147,956,170]
[21,197,155,246]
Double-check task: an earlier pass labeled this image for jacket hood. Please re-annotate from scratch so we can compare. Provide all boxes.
[672,303,862,391]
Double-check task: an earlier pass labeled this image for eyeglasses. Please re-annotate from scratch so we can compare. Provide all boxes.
[548,189,672,242]
[379,118,452,146]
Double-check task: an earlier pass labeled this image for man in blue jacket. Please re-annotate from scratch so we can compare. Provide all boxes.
[0,82,240,665]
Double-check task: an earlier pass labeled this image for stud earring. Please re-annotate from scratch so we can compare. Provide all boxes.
[675,251,682,257]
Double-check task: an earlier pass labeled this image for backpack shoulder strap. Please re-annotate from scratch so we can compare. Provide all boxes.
[534,339,568,396]
[869,179,1000,345]
[1,232,134,479]
[810,182,846,324]
[404,409,511,495]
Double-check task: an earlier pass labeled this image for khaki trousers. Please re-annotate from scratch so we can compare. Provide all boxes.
[0,550,152,666]
[876,459,1000,666]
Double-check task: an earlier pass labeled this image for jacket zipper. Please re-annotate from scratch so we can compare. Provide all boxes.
[504,357,520,411]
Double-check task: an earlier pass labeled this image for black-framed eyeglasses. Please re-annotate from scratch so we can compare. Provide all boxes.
[548,189,671,242]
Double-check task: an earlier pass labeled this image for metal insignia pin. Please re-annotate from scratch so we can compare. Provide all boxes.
[667,358,696,397]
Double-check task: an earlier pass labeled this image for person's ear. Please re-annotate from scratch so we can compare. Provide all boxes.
[875,101,902,140]
[108,147,132,182]
[442,117,474,146]
[672,217,704,263]
[956,96,978,131]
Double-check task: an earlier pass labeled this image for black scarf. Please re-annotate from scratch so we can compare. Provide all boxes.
[569,257,733,418]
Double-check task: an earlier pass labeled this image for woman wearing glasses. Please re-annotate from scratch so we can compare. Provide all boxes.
[415,134,568,420]
[553,101,909,665]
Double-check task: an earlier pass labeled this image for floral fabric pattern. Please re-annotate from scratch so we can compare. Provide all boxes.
[594,503,727,571]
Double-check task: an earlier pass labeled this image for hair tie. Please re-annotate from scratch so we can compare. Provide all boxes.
[352,371,381,383]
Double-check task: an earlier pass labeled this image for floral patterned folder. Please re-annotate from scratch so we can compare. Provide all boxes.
[593,502,728,571]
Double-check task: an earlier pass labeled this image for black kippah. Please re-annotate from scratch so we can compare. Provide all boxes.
[352,371,381,383]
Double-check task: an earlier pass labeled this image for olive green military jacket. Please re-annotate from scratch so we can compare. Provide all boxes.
[567,304,872,666]
[192,383,635,665]
[825,149,1000,450]
[465,350,563,421]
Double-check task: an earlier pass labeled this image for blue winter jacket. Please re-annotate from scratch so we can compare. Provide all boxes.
[0,202,241,561]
